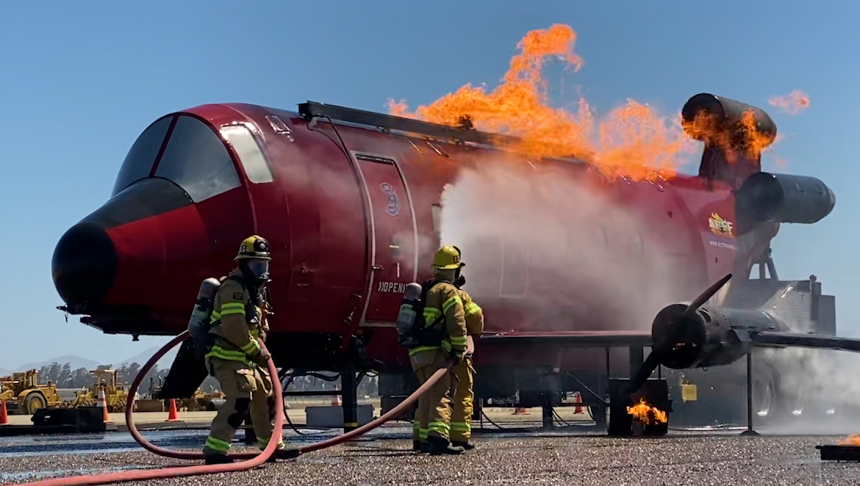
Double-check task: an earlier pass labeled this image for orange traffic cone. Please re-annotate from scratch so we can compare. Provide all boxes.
[167,398,180,421]
[97,388,111,423]
[0,400,8,425]
[331,394,341,406]
[574,392,583,414]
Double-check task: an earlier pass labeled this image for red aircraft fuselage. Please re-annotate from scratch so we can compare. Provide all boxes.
[51,98,786,374]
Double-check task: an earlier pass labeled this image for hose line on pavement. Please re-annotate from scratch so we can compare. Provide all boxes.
[13,331,454,486]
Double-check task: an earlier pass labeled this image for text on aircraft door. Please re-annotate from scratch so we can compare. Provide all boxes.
[354,153,417,324]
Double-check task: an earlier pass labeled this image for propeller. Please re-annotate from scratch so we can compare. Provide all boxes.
[682,273,732,317]
[625,273,733,397]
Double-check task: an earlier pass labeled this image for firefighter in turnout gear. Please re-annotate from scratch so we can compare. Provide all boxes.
[410,245,470,455]
[202,235,298,464]
[449,282,483,450]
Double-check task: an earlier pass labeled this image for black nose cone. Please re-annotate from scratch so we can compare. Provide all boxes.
[52,221,117,305]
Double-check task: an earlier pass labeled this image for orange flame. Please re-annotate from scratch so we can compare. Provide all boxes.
[681,109,778,163]
[769,90,810,115]
[387,24,792,180]
[387,24,697,181]
[837,435,860,446]
[627,397,668,425]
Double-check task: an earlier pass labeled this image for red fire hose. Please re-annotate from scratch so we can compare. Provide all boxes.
[15,331,454,486]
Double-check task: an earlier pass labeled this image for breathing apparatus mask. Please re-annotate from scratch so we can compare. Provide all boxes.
[241,259,270,287]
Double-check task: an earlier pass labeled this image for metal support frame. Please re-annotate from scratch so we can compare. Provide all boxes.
[542,403,554,429]
[740,352,760,436]
[342,363,359,433]
[629,346,644,378]
[754,247,778,281]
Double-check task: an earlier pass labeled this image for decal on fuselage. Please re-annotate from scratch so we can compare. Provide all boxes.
[377,281,407,293]
[709,239,737,251]
[380,182,400,216]
[708,212,734,238]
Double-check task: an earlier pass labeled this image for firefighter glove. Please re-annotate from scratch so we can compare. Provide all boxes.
[253,351,271,368]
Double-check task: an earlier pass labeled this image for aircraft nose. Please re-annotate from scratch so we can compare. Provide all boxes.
[52,221,117,305]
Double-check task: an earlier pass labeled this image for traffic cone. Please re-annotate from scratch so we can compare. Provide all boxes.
[97,388,111,423]
[331,394,341,406]
[0,400,8,425]
[167,398,180,421]
[574,392,583,414]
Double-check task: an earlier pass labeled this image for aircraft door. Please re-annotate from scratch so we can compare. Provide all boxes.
[353,153,417,325]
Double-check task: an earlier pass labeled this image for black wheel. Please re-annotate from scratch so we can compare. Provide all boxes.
[25,393,47,414]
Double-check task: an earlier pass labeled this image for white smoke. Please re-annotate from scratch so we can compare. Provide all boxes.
[757,346,860,434]
[438,160,682,333]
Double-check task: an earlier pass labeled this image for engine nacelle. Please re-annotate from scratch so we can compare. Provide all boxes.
[651,303,790,370]
[735,171,836,224]
[681,93,778,150]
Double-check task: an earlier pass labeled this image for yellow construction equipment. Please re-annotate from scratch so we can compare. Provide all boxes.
[0,369,65,414]
[70,369,132,412]
[150,382,223,412]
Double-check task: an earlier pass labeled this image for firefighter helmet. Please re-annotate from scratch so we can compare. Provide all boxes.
[431,245,464,270]
[235,235,272,261]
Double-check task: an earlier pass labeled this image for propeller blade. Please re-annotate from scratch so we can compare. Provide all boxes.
[626,350,664,397]
[683,273,732,317]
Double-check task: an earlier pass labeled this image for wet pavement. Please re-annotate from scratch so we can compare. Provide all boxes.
[2,421,859,485]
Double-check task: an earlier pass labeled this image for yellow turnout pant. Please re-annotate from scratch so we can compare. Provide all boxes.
[410,349,454,442]
[203,357,281,454]
[450,355,474,442]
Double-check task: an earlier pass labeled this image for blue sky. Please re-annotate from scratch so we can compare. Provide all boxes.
[1,1,857,369]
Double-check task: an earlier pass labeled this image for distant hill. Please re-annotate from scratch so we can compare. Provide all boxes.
[117,346,179,368]
[16,355,101,372]
[5,344,182,376]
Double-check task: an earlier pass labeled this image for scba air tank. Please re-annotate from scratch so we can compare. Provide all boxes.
[188,277,222,358]
[396,282,423,346]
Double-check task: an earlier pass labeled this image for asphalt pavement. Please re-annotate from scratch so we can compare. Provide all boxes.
[2,418,859,485]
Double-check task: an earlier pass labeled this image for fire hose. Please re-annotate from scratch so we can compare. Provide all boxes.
[16,331,454,486]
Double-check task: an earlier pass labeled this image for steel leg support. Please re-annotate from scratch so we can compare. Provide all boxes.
[342,364,358,433]
[740,352,760,436]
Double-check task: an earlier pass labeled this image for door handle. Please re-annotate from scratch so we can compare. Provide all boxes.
[372,265,384,270]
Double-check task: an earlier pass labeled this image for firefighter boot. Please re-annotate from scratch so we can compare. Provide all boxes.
[428,436,465,455]
[413,440,421,451]
[452,440,475,451]
[204,454,234,465]
[266,443,301,462]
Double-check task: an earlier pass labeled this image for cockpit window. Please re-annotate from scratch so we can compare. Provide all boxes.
[154,115,242,202]
[219,124,274,184]
[111,115,172,196]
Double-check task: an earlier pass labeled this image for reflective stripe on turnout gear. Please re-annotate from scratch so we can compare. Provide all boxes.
[240,338,261,356]
[451,422,471,434]
[428,420,450,436]
[423,307,442,324]
[408,345,440,357]
[205,345,255,367]
[464,301,481,316]
[205,435,231,452]
[259,436,285,451]
[210,302,246,323]
[442,295,462,314]
[448,335,468,348]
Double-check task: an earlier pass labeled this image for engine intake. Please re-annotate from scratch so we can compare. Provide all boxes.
[736,171,836,224]
[650,303,708,369]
